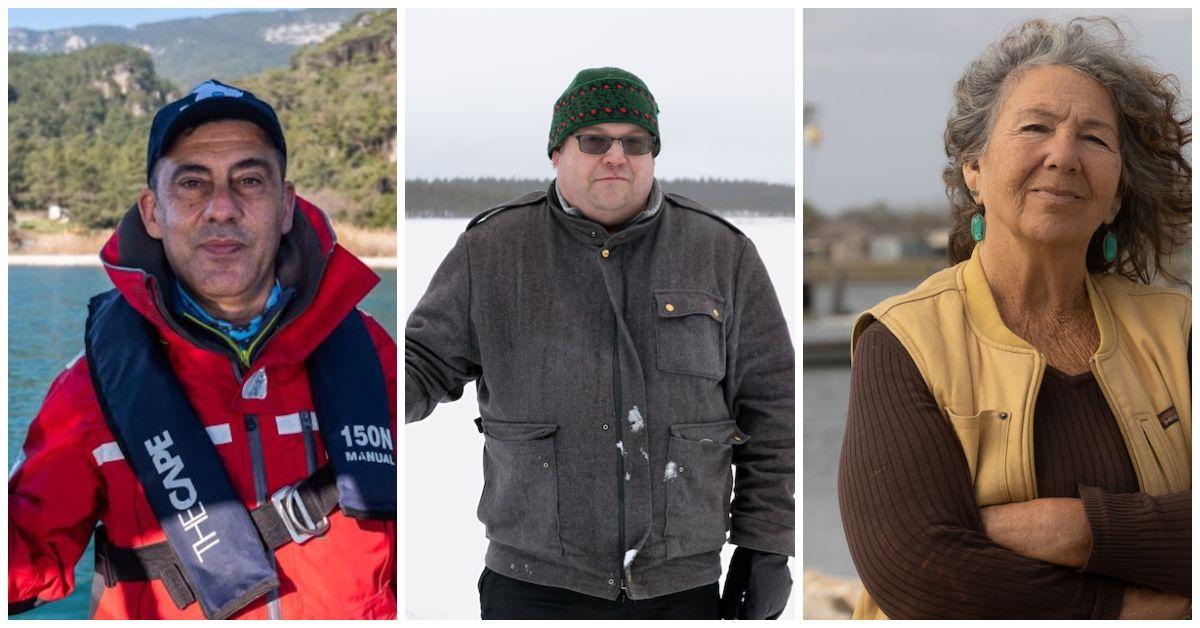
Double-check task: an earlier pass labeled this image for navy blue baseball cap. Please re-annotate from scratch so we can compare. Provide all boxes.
[146,79,287,185]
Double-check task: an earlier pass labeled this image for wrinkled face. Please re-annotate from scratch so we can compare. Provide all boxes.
[551,122,655,228]
[965,65,1123,251]
[139,119,295,319]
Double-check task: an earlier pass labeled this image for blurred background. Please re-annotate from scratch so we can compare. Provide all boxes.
[405,8,796,620]
[801,8,1190,619]
[7,8,397,619]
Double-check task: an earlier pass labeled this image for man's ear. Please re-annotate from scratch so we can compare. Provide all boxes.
[550,149,560,169]
[137,187,163,239]
[281,181,296,234]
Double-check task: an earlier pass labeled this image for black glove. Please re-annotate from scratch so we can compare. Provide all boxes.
[720,546,792,620]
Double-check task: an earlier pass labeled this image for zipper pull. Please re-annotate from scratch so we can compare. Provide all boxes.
[617,582,628,603]
[230,359,244,383]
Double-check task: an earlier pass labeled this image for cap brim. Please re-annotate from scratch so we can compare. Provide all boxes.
[155,98,285,162]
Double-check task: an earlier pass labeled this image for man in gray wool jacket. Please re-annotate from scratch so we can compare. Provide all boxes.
[405,66,794,620]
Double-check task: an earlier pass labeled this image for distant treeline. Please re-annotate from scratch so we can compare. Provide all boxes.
[406,177,795,218]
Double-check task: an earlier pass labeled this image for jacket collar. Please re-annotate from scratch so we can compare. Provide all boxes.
[962,245,1116,356]
[546,180,664,248]
[98,196,379,368]
[553,178,664,226]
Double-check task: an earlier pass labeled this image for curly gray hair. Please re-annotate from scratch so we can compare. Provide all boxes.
[944,17,1190,282]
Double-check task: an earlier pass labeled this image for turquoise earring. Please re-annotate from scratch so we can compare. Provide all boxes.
[969,188,984,242]
[1102,230,1118,262]
[970,213,985,242]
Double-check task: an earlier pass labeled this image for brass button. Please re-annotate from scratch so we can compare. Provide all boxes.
[601,249,610,258]
[733,435,742,442]
[712,308,720,318]
[665,303,675,312]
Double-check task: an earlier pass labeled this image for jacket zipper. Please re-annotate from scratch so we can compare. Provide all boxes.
[1088,355,1149,488]
[245,414,282,620]
[182,309,285,367]
[1025,354,1047,500]
[612,321,628,599]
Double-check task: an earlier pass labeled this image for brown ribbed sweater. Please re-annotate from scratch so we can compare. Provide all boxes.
[838,322,1190,619]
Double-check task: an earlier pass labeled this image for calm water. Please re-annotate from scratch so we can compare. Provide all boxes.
[803,280,918,578]
[803,366,855,576]
[7,265,396,619]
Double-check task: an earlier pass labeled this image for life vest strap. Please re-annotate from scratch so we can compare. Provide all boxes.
[94,466,340,610]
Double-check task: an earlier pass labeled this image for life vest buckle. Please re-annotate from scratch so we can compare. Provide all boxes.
[271,482,329,544]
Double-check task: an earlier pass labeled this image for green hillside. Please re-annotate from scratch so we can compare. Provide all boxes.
[241,10,397,228]
[9,45,174,227]
[10,9,364,90]
[8,9,396,233]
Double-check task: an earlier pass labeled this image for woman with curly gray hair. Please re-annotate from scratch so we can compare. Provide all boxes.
[838,17,1190,619]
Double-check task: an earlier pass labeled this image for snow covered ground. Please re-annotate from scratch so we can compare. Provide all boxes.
[403,216,797,619]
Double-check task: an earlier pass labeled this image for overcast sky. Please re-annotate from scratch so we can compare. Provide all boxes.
[405,9,795,184]
[804,8,1191,214]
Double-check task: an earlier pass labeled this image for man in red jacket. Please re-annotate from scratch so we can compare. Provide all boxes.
[8,79,397,619]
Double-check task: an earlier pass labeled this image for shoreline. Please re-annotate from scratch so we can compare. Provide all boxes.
[804,570,863,620]
[8,254,397,269]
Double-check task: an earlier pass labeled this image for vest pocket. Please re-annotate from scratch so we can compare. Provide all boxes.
[663,420,750,559]
[945,409,981,480]
[944,408,1011,506]
[653,290,726,380]
[1137,416,1189,493]
[477,421,563,556]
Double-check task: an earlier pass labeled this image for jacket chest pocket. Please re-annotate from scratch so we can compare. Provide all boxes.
[653,290,726,380]
[662,420,749,559]
[1136,410,1190,494]
[945,408,1013,506]
[477,421,564,556]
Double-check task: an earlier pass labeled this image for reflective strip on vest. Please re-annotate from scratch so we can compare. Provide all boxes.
[276,412,319,435]
[92,425,233,466]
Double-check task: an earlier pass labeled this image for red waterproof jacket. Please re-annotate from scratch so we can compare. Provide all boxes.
[8,197,397,619]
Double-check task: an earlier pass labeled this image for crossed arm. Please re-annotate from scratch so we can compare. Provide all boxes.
[982,494,1190,619]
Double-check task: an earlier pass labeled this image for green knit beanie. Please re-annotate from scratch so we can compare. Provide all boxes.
[548,67,660,157]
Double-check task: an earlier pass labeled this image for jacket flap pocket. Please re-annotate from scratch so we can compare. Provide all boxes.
[654,290,726,320]
[1137,416,1188,493]
[944,408,982,480]
[669,420,749,445]
[944,408,1012,504]
[482,421,558,442]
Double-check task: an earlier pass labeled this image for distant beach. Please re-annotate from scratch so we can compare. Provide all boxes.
[8,254,98,266]
[8,254,397,269]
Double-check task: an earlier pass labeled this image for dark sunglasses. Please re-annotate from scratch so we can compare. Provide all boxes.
[574,134,656,156]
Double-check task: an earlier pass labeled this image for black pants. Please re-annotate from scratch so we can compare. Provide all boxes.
[478,568,720,620]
